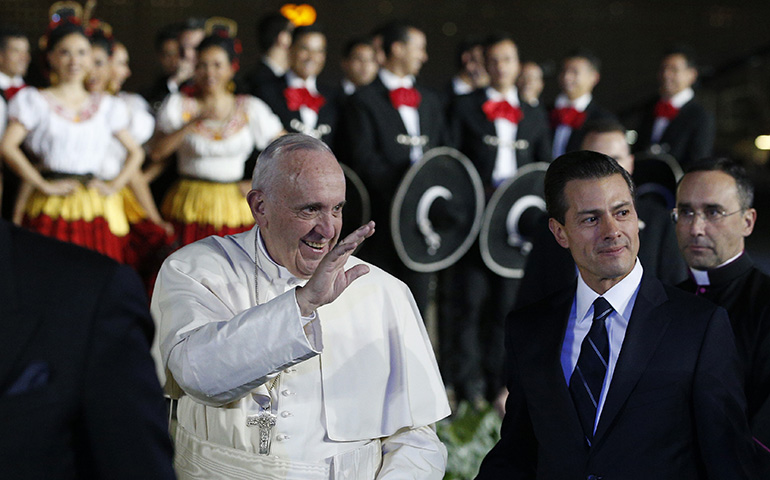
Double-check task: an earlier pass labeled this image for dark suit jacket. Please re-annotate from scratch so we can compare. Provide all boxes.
[254,75,338,148]
[243,60,282,94]
[477,273,757,479]
[449,89,552,190]
[551,99,617,155]
[634,97,715,168]
[340,76,448,267]
[0,221,174,479]
[678,253,770,473]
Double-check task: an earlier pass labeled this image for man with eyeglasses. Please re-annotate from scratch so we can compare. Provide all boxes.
[674,156,770,473]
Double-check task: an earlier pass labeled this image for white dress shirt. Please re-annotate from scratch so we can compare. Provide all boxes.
[286,70,320,130]
[379,68,423,162]
[561,259,643,432]
[651,87,694,144]
[552,92,592,159]
[486,86,520,186]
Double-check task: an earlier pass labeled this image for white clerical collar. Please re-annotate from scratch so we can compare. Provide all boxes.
[689,250,744,286]
[485,86,520,106]
[379,68,414,90]
[252,227,299,283]
[666,87,694,108]
[286,70,318,92]
[262,57,286,77]
[575,258,643,325]
[555,92,592,111]
[0,71,23,90]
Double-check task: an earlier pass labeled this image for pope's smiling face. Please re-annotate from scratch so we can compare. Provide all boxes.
[252,148,346,279]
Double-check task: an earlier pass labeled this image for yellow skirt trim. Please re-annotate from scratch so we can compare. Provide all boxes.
[24,185,130,237]
[119,187,149,224]
[161,179,254,229]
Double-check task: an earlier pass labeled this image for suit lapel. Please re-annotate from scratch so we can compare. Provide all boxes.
[0,222,43,390]
[592,275,671,443]
[372,78,409,136]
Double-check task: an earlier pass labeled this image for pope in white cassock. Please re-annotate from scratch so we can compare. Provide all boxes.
[151,133,451,479]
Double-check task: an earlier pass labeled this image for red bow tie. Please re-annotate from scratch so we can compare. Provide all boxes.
[654,100,679,120]
[482,99,523,124]
[3,85,25,101]
[389,87,421,109]
[550,107,587,129]
[284,87,326,113]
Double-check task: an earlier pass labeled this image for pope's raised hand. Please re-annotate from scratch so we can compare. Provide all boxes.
[295,221,375,316]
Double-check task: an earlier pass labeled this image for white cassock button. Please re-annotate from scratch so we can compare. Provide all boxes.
[281,411,292,418]
[281,389,294,397]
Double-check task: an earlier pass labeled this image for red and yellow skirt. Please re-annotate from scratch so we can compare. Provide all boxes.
[161,178,254,247]
[22,183,130,262]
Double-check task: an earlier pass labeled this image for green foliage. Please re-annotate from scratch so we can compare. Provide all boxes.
[437,401,502,480]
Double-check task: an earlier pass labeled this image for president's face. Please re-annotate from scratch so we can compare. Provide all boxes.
[549,174,639,294]
[251,149,345,279]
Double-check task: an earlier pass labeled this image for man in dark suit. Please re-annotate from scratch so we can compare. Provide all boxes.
[339,36,378,97]
[445,33,551,406]
[476,151,756,479]
[342,21,447,313]
[674,157,770,474]
[243,12,293,93]
[0,220,174,479]
[516,119,687,310]
[634,46,715,168]
[550,49,616,159]
[254,25,337,148]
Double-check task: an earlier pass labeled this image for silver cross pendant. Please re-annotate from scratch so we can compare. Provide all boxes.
[246,410,277,455]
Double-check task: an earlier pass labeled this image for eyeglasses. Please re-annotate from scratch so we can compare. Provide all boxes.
[671,207,743,224]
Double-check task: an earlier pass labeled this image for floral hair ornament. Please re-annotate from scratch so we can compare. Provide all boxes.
[204,16,241,72]
[39,1,85,50]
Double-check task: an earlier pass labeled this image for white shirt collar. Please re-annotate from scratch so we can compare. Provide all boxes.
[452,76,474,96]
[667,87,694,108]
[689,250,744,286]
[555,92,592,111]
[575,259,643,325]
[485,86,520,106]
[341,78,356,95]
[0,71,23,90]
[262,57,286,77]
[286,70,318,92]
[248,227,302,284]
[379,68,414,90]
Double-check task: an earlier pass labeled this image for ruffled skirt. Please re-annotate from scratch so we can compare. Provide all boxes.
[22,184,129,262]
[161,178,254,246]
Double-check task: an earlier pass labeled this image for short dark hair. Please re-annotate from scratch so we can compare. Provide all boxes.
[0,25,27,51]
[454,35,483,70]
[196,33,239,63]
[380,21,419,57]
[482,32,516,55]
[179,17,205,35]
[291,24,324,44]
[563,47,601,72]
[582,118,627,137]
[682,157,754,209]
[663,44,698,70]
[342,35,373,58]
[256,12,292,52]
[545,151,635,224]
[154,22,182,52]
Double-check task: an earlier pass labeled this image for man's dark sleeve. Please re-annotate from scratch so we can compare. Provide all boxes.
[82,264,176,479]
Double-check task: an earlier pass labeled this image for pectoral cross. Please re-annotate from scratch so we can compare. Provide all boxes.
[246,410,277,455]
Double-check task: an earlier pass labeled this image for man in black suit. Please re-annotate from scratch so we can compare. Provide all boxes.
[550,49,615,158]
[339,36,378,97]
[674,157,770,474]
[516,119,687,310]
[634,46,715,168]
[0,220,174,479]
[140,23,182,113]
[243,12,293,93]
[342,21,447,313]
[476,151,756,479]
[255,25,337,148]
[445,33,551,405]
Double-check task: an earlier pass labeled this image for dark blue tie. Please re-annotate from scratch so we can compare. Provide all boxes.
[569,296,612,445]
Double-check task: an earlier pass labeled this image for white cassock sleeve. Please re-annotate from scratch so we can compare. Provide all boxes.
[377,425,447,479]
